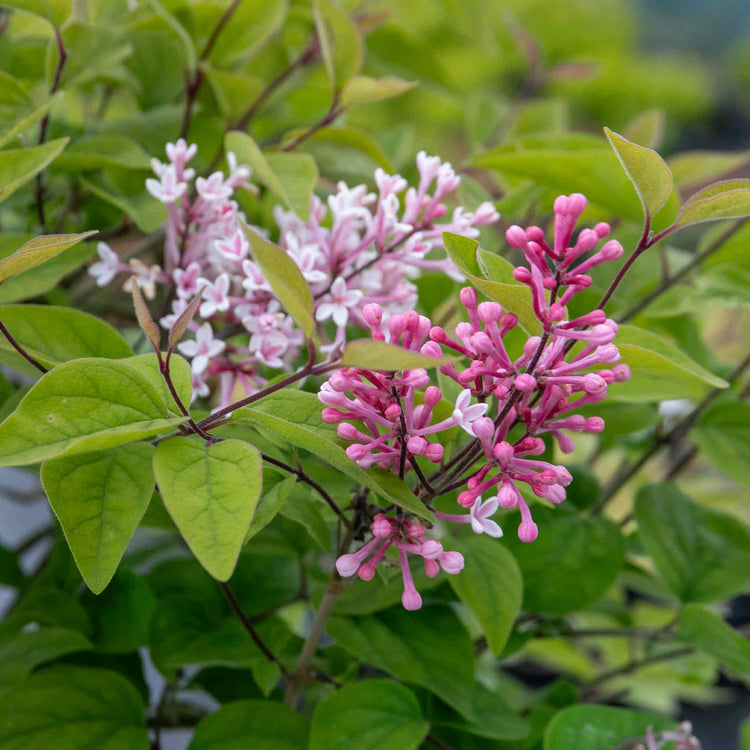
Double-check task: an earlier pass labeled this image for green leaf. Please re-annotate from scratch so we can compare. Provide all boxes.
[635,483,750,602]
[224,132,318,220]
[0,232,96,285]
[0,235,94,304]
[54,134,152,172]
[80,175,167,233]
[153,437,262,580]
[190,700,309,750]
[676,179,750,227]
[623,108,665,150]
[544,705,675,750]
[231,390,432,520]
[41,443,156,594]
[443,232,540,334]
[693,403,750,485]
[604,127,673,220]
[471,146,680,226]
[0,305,132,375]
[328,606,528,740]
[312,0,363,91]
[56,23,132,89]
[611,324,728,402]
[0,665,149,749]
[145,0,196,72]
[503,509,624,614]
[0,628,91,694]
[677,604,750,679]
[245,475,295,543]
[668,150,750,188]
[340,75,417,108]
[119,353,192,418]
[0,92,64,150]
[0,358,184,467]
[1,0,71,26]
[282,126,394,172]
[310,680,428,750]
[241,223,315,337]
[0,138,68,204]
[448,536,522,655]
[341,339,445,370]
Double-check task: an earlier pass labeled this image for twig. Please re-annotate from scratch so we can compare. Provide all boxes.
[280,96,344,153]
[0,319,48,374]
[220,581,290,677]
[261,452,351,528]
[35,27,67,229]
[160,352,216,442]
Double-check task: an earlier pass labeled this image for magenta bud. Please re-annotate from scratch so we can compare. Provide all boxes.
[420,540,444,559]
[362,302,383,327]
[346,444,367,460]
[388,314,406,338]
[493,440,515,464]
[459,286,478,309]
[407,436,428,455]
[421,341,443,359]
[505,225,528,248]
[594,222,611,238]
[582,373,607,394]
[518,520,539,543]
[477,301,503,323]
[546,485,566,504]
[439,551,465,575]
[357,562,377,581]
[548,303,565,322]
[513,267,532,284]
[401,589,423,611]
[429,326,448,343]
[457,491,475,508]
[425,443,444,462]
[543,276,557,290]
[515,373,537,392]
[568,193,587,216]
[336,553,361,577]
[337,423,359,440]
[586,416,605,432]
[526,226,545,242]
[407,521,425,539]
[553,195,569,215]
[384,403,401,420]
[524,336,541,356]
[372,515,393,538]
[497,481,517,508]
[612,364,631,382]
[424,385,442,407]
[424,559,440,578]
[322,408,343,424]
[472,416,495,440]
[601,239,623,260]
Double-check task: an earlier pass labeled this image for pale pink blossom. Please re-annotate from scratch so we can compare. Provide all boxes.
[178,322,225,374]
[89,242,121,286]
[316,277,362,328]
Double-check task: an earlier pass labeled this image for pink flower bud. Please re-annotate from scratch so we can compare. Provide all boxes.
[346,444,367,460]
[554,195,569,215]
[384,403,401,420]
[407,436,428,455]
[526,226,545,243]
[585,416,605,432]
[439,551,465,574]
[513,267,532,284]
[337,423,360,440]
[515,373,537,392]
[546,485,566,504]
[594,222,610,238]
[372,515,393,538]
[402,589,423,610]
[362,303,383,328]
[420,341,443,359]
[600,239,623,260]
[506,225,528,248]
[612,363,631,382]
[472,416,495,441]
[429,326,449,343]
[457,490,475,508]
[568,193,587,216]
[424,385,442,407]
[420,540,444,559]
[357,561,377,580]
[336,553,362,577]
[497,480,517,508]
[518,520,539,543]
[459,286,478,309]
[322,408,343,423]
[424,559,440,578]
[477,301,503,322]
[407,521,425,539]
[582,373,607,394]
[493,441,515,465]
[425,443,444,462]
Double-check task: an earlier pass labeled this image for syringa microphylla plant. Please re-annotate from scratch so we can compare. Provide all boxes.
[0,2,749,747]
[322,194,632,607]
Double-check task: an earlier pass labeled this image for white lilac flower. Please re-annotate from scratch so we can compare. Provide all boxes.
[178,322,225,374]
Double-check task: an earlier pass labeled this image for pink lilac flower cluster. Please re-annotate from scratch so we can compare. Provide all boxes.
[326,193,631,608]
[637,722,701,750]
[335,514,464,610]
[89,141,497,407]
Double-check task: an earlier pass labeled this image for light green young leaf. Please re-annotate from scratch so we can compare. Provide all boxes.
[0,234,93,304]
[0,358,184,467]
[635,483,750,602]
[693,403,750,485]
[1,0,72,27]
[0,305,132,376]
[245,475,295,543]
[313,0,363,91]
[623,108,666,150]
[448,536,522,656]
[224,132,318,220]
[310,680,428,750]
[676,179,750,227]
[0,665,149,750]
[341,339,445,370]
[611,324,728,402]
[231,390,433,520]
[0,92,64,150]
[189,700,309,750]
[241,223,315,337]
[340,75,418,108]
[80,175,167,233]
[153,437,262,581]
[668,150,750,188]
[41,444,156,594]
[56,23,133,89]
[120,353,192,417]
[0,138,68,205]
[54,134,152,172]
[604,127,673,220]
[0,628,91,694]
[280,486,331,551]
[677,604,750,679]
[503,509,624,614]
[0,232,96,284]
[544,706,675,750]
